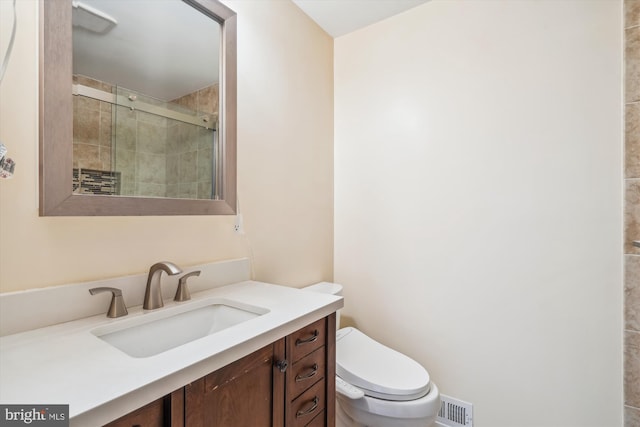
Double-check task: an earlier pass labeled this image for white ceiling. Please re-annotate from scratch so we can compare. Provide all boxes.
[72,0,430,101]
[73,0,220,101]
[291,0,430,38]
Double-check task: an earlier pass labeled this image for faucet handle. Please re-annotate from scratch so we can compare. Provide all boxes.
[174,271,200,302]
[89,287,128,318]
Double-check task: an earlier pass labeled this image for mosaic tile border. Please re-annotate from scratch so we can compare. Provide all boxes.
[73,168,120,195]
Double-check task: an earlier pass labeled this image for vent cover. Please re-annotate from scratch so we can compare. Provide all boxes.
[436,394,473,427]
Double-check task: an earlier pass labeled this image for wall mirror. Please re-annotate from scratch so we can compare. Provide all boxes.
[40,0,236,215]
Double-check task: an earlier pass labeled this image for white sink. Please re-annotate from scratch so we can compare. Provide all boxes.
[91,299,268,358]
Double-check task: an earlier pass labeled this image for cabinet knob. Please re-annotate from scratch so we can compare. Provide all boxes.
[275,359,288,373]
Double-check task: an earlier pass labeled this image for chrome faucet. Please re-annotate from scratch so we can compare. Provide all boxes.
[143,261,182,310]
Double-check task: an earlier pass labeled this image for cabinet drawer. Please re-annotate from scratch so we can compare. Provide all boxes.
[289,379,325,427]
[306,410,326,427]
[288,346,326,398]
[287,317,326,362]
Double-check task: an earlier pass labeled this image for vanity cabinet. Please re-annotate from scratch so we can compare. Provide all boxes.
[103,314,335,427]
[184,341,285,426]
[104,389,184,427]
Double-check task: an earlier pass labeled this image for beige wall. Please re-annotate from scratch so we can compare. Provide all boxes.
[0,0,333,292]
[625,1,640,425]
[334,1,623,426]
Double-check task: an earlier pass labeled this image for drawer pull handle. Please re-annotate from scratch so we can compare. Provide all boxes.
[296,396,319,418]
[295,363,318,382]
[295,329,319,346]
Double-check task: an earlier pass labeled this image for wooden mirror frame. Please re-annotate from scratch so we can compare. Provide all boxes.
[39,0,237,216]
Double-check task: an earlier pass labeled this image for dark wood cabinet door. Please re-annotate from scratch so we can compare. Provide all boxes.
[103,389,184,427]
[185,340,285,427]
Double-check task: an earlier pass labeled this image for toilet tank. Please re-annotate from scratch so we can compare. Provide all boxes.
[302,282,343,329]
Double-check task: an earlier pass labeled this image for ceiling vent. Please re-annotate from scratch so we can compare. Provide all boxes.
[72,1,117,34]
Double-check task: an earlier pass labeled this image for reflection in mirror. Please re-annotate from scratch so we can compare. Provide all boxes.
[72,0,221,200]
[39,0,237,215]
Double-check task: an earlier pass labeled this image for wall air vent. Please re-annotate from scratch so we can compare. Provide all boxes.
[436,394,473,427]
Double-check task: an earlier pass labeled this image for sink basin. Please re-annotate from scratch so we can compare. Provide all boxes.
[91,299,268,358]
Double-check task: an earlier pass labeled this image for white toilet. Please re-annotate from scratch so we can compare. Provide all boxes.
[304,282,441,427]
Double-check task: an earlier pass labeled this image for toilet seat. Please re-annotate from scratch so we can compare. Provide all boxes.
[336,327,431,401]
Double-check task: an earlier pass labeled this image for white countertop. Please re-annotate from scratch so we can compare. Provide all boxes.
[0,280,343,426]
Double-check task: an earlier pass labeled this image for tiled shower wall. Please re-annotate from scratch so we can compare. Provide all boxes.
[72,75,218,198]
[113,101,169,197]
[625,1,640,426]
[72,75,112,172]
[169,85,219,199]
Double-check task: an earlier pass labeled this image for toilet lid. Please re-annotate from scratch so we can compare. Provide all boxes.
[336,327,431,401]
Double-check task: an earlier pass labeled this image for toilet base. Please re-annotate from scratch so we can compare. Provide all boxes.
[336,398,438,427]
[336,400,364,427]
